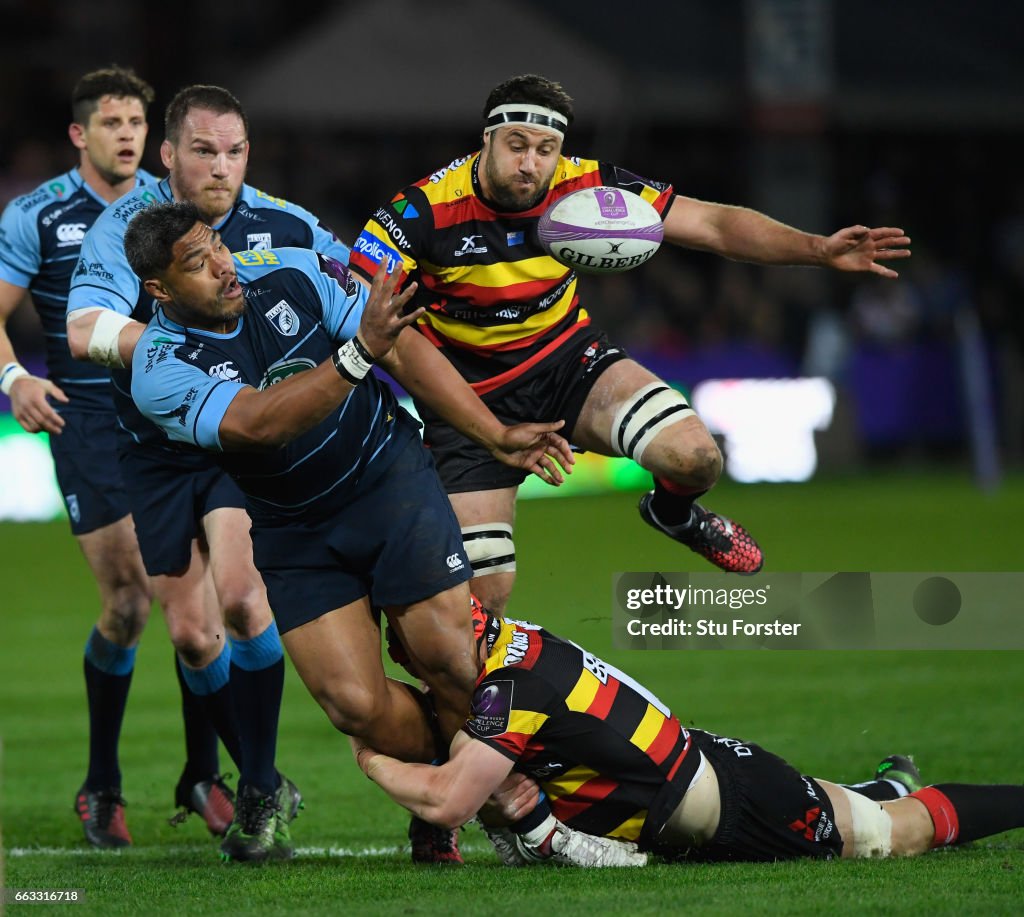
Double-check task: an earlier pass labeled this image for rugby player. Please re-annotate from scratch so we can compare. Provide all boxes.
[0,67,230,848]
[121,200,572,862]
[355,598,1024,866]
[64,86,351,862]
[349,74,912,612]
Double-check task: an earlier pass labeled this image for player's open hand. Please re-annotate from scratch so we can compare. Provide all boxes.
[8,373,68,434]
[491,420,575,485]
[357,257,422,360]
[824,225,911,278]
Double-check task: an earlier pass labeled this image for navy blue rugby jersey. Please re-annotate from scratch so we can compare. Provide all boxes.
[0,168,157,411]
[131,247,420,522]
[67,177,349,447]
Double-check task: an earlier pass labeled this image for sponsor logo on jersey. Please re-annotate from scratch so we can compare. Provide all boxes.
[391,195,419,219]
[352,232,400,271]
[255,189,287,208]
[247,232,272,251]
[73,260,114,282]
[144,339,176,373]
[209,361,240,381]
[455,234,487,257]
[236,205,266,223]
[372,208,411,250]
[259,357,316,390]
[264,299,299,336]
[41,199,85,227]
[446,552,465,573]
[503,628,531,667]
[56,222,87,247]
[17,189,51,212]
[113,196,154,224]
[48,181,67,198]
[65,493,80,524]
[169,386,199,426]
[428,156,470,184]
[466,679,514,738]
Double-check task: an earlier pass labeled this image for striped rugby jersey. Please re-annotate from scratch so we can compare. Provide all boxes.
[464,617,698,850]
[349,154,673,397]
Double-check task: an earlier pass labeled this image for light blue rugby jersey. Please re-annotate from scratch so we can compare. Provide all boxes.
[131,248,420,522]
[0,168,157,411]
[66,177,350,447]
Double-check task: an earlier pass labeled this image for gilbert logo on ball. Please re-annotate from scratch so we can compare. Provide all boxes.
[538,186,663,274]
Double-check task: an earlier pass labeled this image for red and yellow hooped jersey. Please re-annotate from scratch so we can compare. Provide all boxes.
[349,153,673,397]
[464,617,697,847]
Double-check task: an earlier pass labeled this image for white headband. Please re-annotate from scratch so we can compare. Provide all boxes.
[484,103,568,138]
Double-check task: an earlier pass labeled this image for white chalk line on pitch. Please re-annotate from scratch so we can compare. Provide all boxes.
[7,842,489,858]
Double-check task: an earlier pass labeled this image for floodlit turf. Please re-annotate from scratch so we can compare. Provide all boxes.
[2,470,1022,915]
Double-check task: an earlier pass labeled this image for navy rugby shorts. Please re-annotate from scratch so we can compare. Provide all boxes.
[419,327,629,493]
[118,443,246,576]
[48,410,131,536]
[251,436,471,635]
[655,728,844,862]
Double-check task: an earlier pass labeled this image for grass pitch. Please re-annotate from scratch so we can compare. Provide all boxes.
[2,469,1023,915]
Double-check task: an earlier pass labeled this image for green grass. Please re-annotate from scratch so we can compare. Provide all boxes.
[2,470,1023,914]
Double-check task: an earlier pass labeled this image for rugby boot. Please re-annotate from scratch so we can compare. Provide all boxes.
[275,772,304,823]
[219,784,294,863]
[74,784,132,848]
[169,772,235,836]
[639,494,764,574]
[409,815,464,865]
[874,754,924,794]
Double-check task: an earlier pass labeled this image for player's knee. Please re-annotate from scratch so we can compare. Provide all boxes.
[315,683,379,737]
[218,581,272,638]
[98,589,151,645]
[843,787,894,858]
[165,614,222,665]
[610,382,697,466]
[461,524,515,585]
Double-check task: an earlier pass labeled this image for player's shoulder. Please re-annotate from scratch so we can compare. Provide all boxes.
[3,170,83,220]
[95,181,165,235]
[237,184,316,219]
[412,153,477,204]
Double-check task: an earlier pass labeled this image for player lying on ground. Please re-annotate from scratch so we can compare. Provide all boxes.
[123,201,573,861]
[355,597,1024,865]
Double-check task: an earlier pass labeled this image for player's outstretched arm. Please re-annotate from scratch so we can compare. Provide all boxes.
[663,197,910,277]
[218,261,418,449]
[0,279,68,433]
[353,732,513,830]
[380,328,574,485]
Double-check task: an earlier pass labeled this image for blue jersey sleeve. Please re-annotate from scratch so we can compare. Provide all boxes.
[232,247,368,343]
[0,196,41,287]
[131,330,244,451]
[66,199,142,318]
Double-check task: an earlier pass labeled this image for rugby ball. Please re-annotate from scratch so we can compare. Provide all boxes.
[538,186,663,274]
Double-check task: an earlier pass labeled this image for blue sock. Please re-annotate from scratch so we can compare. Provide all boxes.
[229,622,284,794]
[84,627,137,789]
[177,641,231,696]
[178,643,243,771]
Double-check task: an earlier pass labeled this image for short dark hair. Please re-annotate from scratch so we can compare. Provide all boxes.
[164,84,249,145]
[124,201,203,281]
[482,74,574,126]
[71,66,155,125]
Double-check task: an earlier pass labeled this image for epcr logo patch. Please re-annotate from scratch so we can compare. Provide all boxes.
[265,300,299,336]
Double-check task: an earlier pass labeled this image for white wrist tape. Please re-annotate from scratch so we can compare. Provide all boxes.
[0,361,29,395]
[332,335,375,385]
[86,309,134,368]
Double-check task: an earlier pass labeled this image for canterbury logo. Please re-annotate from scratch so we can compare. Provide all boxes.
[446,553,464,570]
[209,362,239,381]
